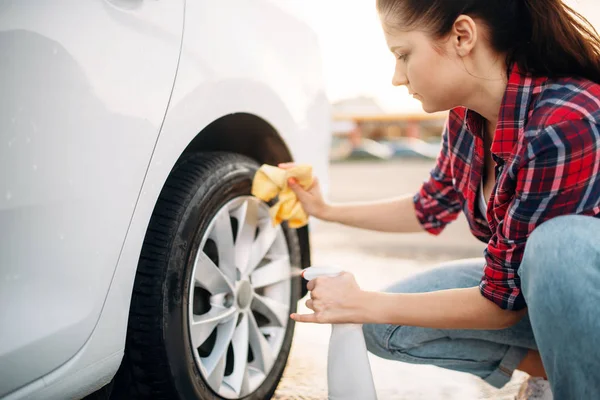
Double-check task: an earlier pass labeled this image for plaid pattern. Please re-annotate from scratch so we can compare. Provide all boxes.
[413,65,600,310]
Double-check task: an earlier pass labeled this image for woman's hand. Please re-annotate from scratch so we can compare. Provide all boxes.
[290,271,367,324]
[278,162,331,220]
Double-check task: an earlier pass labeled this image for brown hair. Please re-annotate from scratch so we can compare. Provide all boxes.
[377,0,600,82]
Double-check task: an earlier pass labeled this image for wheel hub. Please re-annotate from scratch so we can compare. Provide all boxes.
[236,280,253,309]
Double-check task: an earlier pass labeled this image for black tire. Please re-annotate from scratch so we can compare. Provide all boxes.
[83,380,114,400]
[112,152,302,400]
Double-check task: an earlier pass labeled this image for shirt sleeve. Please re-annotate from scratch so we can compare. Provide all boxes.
[413,115,464,235]
[480,119,600,310]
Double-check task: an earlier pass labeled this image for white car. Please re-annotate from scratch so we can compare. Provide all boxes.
[0,1,330,399]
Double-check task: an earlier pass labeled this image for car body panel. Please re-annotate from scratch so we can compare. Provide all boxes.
[0,0,184,396]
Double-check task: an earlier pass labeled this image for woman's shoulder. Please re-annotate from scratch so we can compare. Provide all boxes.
[529,76,600,128]
[523,77,600,157]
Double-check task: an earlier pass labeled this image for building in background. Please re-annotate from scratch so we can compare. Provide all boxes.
[330,96,446,161]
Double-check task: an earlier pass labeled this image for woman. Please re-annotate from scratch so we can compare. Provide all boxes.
[285,0,600,398]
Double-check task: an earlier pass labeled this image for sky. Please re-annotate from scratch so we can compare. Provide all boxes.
[282,0,600,113]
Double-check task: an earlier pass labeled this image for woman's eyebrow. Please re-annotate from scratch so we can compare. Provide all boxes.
[389,45,407,52]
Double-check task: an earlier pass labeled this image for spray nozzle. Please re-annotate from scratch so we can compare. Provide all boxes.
[301,266,343,281]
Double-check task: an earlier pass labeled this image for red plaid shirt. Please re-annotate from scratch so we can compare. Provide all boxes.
[413,65,600,310]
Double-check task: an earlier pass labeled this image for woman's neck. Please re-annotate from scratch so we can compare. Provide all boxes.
[460,52,508,132]
[468,77,505,133]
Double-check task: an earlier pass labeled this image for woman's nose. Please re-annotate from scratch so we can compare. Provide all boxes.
[392,71,408,87]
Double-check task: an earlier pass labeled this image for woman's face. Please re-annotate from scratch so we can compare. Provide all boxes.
[380,19,470,113]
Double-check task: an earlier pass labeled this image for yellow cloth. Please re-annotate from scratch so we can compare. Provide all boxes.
[251,164,313,228]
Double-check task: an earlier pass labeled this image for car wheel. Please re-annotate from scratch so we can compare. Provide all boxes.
[114,152,302,399]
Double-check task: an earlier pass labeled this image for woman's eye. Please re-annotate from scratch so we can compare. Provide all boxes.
[396,53,408,61]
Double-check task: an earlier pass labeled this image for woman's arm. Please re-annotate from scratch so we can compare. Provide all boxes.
[291,274,526,330]
[321,194,424,233]
[360,286,527,330]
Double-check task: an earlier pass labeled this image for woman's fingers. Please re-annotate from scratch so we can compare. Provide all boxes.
[308,176,320,191]
[306,277,322,292]
[290,312,318,323]
[305,298,314,310]
[291,298,320,323]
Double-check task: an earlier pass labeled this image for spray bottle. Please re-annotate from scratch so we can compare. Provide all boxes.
[302,266,378,400]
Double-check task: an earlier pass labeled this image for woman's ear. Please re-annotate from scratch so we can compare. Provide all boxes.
[452,15,478,57]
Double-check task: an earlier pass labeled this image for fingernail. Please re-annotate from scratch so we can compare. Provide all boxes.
[288,178,296,185]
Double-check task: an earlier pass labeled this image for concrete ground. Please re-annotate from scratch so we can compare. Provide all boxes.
[273,159,527,399]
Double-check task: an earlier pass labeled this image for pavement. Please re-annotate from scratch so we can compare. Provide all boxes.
[273,159,528,399]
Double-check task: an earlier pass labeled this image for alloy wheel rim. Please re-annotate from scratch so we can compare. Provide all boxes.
[188,196,293,398]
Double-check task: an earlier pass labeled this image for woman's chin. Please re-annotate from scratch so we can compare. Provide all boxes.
[419,100,446,114]
[420,101,436,113]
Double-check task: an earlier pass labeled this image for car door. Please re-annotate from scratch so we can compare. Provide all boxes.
[0,0,183,396]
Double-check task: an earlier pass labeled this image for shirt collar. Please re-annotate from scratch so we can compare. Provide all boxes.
[465,64,547,162]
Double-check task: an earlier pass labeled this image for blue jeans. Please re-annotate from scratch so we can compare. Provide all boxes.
[363,215,600,399]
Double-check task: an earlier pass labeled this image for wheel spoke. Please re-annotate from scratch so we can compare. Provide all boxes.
[207,353,227,391]
[209,209,237,284]
[190,306,236,348]
[233,200,259,274]
[194,251,234,295]
[202,317,236,390]
[248,311,275,373]
[247,366,267,391]
[224,312,250,396]
[251,293,289,327]
[245,222,279,276]
[240,369,251,396]
[250,256,291,289]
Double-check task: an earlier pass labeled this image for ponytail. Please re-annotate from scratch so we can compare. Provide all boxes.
[514,0,600,82]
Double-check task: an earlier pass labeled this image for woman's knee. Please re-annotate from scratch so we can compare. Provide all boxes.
[363,322,506,379]
[362,323,420,360]
[362,323,423,363]
[363,323,395,359]
[520,215,599,295]
[521,216,572,268]
[362,323,448,363]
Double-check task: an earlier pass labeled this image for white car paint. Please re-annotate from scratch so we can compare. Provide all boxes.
[0,1,331,399]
